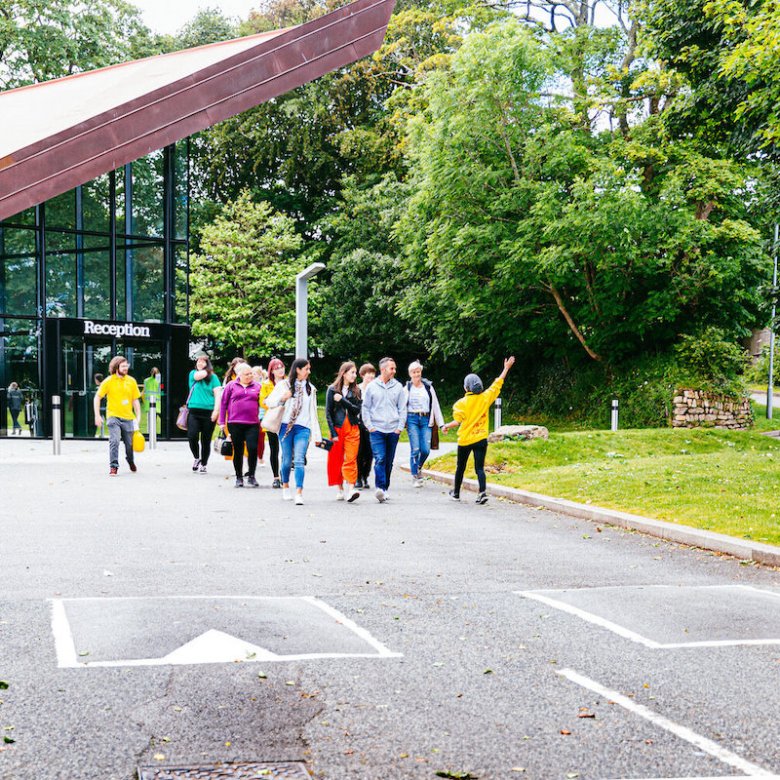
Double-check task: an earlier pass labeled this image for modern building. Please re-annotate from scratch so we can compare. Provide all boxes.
[0,0,394,439]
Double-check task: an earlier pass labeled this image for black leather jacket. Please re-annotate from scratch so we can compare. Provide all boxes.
[325,385,361,437]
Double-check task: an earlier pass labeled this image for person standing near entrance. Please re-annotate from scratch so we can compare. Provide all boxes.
[142,367,161,421]
[93,355,142,476]
[355,363,376,489]
[325,361,362,503]
[441,356,515,504]
[7,382,23,435]
[187,353,221,473]
[405,360,445,487]
[361,357,407,503]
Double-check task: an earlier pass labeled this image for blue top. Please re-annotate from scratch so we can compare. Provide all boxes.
[188,370,221,410]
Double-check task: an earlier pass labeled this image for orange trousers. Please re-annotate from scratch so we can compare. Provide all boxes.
[327,417,360,487]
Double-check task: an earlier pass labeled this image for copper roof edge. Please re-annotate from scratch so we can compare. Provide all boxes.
[0,0,396,222]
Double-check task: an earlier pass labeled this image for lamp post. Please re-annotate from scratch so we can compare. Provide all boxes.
[769,223,778,420]
[295,263,325,360]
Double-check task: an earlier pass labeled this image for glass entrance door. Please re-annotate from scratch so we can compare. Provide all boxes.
[119,341,165,438]
[62,336,112,437]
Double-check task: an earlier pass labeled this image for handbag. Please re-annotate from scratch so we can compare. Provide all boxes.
[176,385,195,431]
[220,438,234,457]
[261,404,284,433]
[431,423,440,451]
[315,437,334,451]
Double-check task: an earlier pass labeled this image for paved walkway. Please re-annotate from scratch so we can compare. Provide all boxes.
[2,438,780,779]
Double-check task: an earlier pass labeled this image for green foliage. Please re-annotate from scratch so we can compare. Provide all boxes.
[189,191,306,355]
[674,327,751,394]
[0,0,151,88]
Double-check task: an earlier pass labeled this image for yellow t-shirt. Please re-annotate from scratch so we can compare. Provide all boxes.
[98,374,141,420]
[452,378,504,447]
[260,379,277,411]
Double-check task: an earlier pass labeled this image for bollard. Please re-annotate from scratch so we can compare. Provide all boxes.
[611,399,619,431]
[148,398,157,450]
[52,395,62,455]
[494,396,502,431]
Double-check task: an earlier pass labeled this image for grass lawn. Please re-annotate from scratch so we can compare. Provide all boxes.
[429,405,780,546]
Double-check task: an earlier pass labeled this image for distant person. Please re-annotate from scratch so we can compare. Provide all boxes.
[186,353,221,473]
[265,358,322,505]
[252,365,267,469]
[93,373,107,437]
[260,358,286,488]
[93,356,142,476]
[441,356,515,504]
[223,356,242,386]
[142,367,161,417]
[325,361,362,502]
[405,360,445,487]
[355,363,376,489]
[219,363,262,488]
[361,357,408,503]
[7,382,22,435]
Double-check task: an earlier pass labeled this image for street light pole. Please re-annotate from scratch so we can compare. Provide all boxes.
[769,223,778,420]
[295,262,325,360]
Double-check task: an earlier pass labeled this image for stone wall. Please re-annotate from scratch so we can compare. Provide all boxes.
[671,389,753,429]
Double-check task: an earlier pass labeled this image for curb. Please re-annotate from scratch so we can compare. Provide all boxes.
[408,466,780,567]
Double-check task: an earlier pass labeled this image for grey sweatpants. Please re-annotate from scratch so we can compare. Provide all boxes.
[108,417,135,468]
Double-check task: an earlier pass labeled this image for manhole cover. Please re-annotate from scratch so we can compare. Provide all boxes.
[138,762,312,779]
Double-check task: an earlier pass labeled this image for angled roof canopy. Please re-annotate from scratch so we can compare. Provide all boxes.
[0,0,395,222]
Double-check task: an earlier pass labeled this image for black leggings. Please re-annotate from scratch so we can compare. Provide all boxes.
[267,431,280,478]
[228,422,259,478]
[357,425,372,482]
[187,408,215,464]
[453,439,488,495]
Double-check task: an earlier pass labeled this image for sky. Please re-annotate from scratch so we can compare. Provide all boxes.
[129,0,261,35]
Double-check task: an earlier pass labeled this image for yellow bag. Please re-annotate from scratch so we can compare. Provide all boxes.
[132,430,145,453]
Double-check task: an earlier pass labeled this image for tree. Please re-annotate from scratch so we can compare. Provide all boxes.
[189,191,307,356]
[397,19,766,367]
[0,0,152,89]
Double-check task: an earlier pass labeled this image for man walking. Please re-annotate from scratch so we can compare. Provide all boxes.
[361,357,408,503]
[93,355,141,476]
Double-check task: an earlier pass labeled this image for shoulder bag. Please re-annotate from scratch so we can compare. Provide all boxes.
[176,384,195,431]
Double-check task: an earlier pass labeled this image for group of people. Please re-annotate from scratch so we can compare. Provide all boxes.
[94,350,516,505]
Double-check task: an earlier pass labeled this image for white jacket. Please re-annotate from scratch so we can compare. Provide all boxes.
[265,379,322,443]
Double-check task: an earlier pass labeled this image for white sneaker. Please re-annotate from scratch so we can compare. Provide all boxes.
[384,491,390,500]
[294,493,304,506]
[282,487,292,501]
[347,486,360,503]
[375,488,386,503]
[414,477,424,488]
[336,490,345,501]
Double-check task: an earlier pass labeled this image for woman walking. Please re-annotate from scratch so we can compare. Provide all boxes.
[186,353,221,473]
[405,360,445,487]
[219,363,262,488]
[260,358,286,488]
[355,363,376,489]
[441,356,515,504]
[325,362,362,502]
[265,358,322,505]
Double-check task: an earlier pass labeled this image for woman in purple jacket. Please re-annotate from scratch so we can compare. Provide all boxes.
[218,362,262,488]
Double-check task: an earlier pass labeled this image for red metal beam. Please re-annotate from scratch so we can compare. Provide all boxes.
[0,0,395,222]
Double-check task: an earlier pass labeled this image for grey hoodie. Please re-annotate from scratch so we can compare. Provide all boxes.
[361,377,408,433]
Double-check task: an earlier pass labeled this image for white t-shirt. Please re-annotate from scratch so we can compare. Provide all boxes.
[408,383,430,413]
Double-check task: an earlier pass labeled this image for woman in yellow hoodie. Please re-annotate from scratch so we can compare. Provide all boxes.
[441,356,515,504]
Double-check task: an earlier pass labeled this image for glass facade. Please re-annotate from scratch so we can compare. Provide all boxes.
[0,141,190,438]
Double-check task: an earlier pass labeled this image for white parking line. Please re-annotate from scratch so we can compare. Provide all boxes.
[50,596,402,668]
[517,586,780,649]
[558,668,775,777]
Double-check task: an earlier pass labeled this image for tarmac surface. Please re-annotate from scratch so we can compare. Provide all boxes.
[1,437,780,780]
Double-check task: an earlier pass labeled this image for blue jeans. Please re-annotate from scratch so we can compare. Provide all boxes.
[369,431,400,491]
[280,423,311,489]
[406,413,432,477]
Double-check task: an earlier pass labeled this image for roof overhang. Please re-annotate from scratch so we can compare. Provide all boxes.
[0,0,395,222]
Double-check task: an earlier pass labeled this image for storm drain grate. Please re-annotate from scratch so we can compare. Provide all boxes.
[138,761,313,780]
